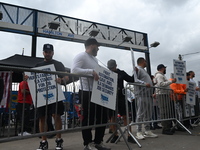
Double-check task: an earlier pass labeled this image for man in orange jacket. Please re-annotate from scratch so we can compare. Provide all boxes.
[170,73,190,129]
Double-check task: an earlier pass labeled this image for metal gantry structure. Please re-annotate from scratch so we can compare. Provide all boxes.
[0,2,152,74]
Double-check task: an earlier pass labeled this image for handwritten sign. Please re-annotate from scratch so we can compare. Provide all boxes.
[186,81,196,105]
[25,64,65,108]
[173,59,186,84]
[91,66,117,110]
[131,48,138,82]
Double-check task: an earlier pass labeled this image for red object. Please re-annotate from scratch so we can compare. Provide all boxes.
[18,81,32,104]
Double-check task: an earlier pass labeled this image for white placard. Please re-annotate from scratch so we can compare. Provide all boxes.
[184,104,195,117]
[170,73,174,79]
[91,66,117,110]
[186,81,196,105]
[173,59,186,84]
[25,64,65,108]
[131,48,138,82]
[126,88,135,102]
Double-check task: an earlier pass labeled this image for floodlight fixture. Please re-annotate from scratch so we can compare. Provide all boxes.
[0,11,3,20]
[48,21,60,30]
[178,54,182,60]
[150,41,160,48]
[123,36,132,42]
[89,29,100,37]
[117,36,132,46]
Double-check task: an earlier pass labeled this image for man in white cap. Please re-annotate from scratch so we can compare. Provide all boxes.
[154,64,176,135]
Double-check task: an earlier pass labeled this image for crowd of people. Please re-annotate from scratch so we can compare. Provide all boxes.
[14,38,200,150]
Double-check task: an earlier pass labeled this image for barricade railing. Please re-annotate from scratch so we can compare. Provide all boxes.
[0,65,131,149]
[173,94,200,127]
[115,82,194,148]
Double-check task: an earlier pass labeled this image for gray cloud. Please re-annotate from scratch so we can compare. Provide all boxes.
[1,0,200,82]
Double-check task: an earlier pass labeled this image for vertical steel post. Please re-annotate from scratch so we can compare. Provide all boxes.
[31,10,37,57]
[144,34,151,76]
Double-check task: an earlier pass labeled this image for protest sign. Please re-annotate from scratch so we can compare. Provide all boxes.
[91,66,117,110]
[170,73,174,79]
[25,64,65,107]
[186,81,196,105]
[173,59,186,84]
[184,103,195,117]
[126,88,135,103]
[131,48,138,82]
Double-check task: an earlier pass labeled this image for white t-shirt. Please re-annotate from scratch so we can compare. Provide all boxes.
[72,52,98,91]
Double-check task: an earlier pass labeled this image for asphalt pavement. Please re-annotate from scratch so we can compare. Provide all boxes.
[0,125,200,150]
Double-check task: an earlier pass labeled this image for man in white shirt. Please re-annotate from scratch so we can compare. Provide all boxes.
[72,38,110,150]
[188,71,199,126]
[154,64,176,135]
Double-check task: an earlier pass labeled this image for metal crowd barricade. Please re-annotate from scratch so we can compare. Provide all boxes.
[0,65,131,149]
[175,94,200,128]
[193,96,200,125]
[116,82,192,148]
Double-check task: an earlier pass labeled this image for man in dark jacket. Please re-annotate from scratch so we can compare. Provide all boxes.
[107,59,135,143]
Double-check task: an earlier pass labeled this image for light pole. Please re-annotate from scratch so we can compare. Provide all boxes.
[178,51,200,60]
[145,41,160,75]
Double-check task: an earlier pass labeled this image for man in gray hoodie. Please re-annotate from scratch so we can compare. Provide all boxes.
[154,64,176,135]
[135,57,158,140]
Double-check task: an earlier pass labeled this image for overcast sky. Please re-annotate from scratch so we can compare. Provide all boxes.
[1,0,200,82]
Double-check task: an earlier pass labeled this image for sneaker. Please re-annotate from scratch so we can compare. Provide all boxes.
[95,142,111,150]
[18,131,31,136]
[110,135,119,143]
[18,132,23,136]
[150,125,155,130]
[144,131,158,138]
[37,141,48,150]
[154,125,162,129]
[191,124,198,127]
[136,132,145,140]
[162,130,174,135]
[84,142,97,150]
[23,131,31,136]
[127,136,136,144]
[55,138,64,150]
[109,129,113,134]
[170,128,176,133]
